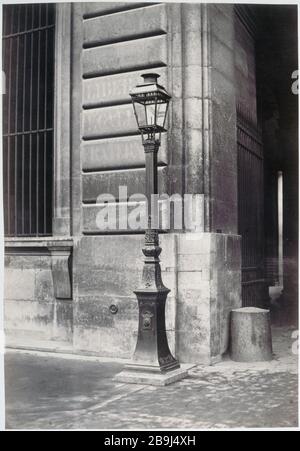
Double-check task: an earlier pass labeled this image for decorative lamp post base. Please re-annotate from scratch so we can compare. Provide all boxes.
[114,229,187,386]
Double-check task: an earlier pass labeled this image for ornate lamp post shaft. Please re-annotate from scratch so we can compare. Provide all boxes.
[130,138,179,373]
[115,73,186,385]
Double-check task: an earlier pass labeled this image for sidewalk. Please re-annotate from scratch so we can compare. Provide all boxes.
[4,327,298,430]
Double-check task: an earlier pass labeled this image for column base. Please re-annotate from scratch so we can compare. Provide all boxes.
[114,365,189,386]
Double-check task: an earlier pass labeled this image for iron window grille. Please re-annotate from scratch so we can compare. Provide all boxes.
[2,3,55,237]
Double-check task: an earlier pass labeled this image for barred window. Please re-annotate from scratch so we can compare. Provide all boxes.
[2,3,55,237]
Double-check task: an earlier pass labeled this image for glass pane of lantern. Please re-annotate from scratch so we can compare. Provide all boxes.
[146,103,156,126]
[156,102,168,128]
[133,102,147,127]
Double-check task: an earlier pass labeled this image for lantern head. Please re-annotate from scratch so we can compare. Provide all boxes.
[130,73,171,143]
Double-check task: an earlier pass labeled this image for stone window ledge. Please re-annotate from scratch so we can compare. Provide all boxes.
[4,237,73,300]
[5,237,73,250]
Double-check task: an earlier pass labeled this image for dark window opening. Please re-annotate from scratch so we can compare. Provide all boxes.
[2,3,55,237]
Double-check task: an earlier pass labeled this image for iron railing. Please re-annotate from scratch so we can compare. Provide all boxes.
[237,115,268,307]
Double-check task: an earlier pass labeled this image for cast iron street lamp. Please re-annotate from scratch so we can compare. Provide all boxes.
[116,74,187,385]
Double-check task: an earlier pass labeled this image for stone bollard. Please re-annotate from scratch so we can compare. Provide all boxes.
[230,307,273,362]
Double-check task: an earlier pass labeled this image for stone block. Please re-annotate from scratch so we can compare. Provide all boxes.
[4,268,35,301]
[177,330,211,364]
[90,235,143,269]
[184,98,203,129]
[5,254,50,270]
[226,235,242,269]
[48,246,72,300]
[74,295,138,329]
[182,3,202,32]
[73,236,144,299]
[184,66,203,99]
[178,253,211,272]
[211,34,235,80]
[82,200,172,234]
[230,308,273,362]
[75,267,140,298]
[178,272,210,291]
[210,4,234,50]
[82,166,168,203]
[83,104,137,140]
[158,234,178,270]
[211,68,235,105]
[83,4,167,48]
[182,32,202,66]
[210,296,221,356]
[82,35,167,78]
[211,198,238,236]
[177,233,212,255]
[73,324,137,358]
[81,134,168,172]
[34,270,54,303]
[83,2,148,18]
[4,300,54,340]
[83,68,167,109]
[53,300,73,342]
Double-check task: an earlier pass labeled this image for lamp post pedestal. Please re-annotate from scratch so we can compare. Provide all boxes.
[115,140,187,386]
[115,228,188,385]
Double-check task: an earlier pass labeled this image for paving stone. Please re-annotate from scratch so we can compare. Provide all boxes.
[5,327,297,430]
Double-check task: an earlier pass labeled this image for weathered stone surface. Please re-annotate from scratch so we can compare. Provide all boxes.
[82,198,173,233]
[178,256,211,276]
[177,233,212,255]
[176,233,242,363]
[72,234,177,358]
[235,15,257,119]
[83,104,137,140]
[5,300,54,341]
[82,35,167,78]
[53,300,73,342]
[49,247,72,300]
[73,325,138,358]
[34,270,55,303]
[4,244,74,348]
[202,3,238,236]
[53,4,72,237]
[210,4,235,50]
[82,166,168,203]
[74,295,137,329]
[81,134,168,171]
[83,4,167,48]
[231,308,273,362]
[83,69,167,109]
[5,269,36,301]
[83,2,149,18]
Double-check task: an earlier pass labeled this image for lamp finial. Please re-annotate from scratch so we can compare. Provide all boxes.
[141,73,160,84]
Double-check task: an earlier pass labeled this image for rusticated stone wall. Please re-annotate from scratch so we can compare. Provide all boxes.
[176,233,241,363]
[4,3,242,363]
[4,239,73,350]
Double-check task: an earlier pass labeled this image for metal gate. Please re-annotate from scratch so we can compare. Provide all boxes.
[2,4,55,237]
[237,114,268,307]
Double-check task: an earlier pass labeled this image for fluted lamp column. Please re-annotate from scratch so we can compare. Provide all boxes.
[115,73,188,386]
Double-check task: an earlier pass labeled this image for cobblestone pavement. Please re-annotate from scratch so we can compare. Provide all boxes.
[4,327,299,430]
